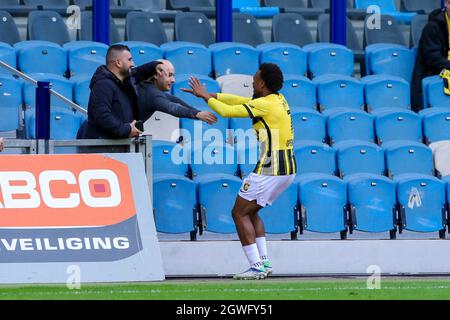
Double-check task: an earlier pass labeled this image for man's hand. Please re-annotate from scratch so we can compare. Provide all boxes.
[0,138,4,152]
[129,120,143,137]
[180,77,216,102]
[196,111,218,124]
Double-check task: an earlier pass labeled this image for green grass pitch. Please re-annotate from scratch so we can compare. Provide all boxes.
[1,278,450,300]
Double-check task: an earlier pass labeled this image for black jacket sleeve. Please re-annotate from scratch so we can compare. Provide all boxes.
[152,92,200,119]
[132,61,163,84]
[421,22,450,71]
[89,81,131,138]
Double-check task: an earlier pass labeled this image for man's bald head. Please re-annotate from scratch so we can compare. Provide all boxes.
[152,59,176,91]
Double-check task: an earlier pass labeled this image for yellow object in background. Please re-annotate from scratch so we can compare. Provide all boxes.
[440,69,450,95]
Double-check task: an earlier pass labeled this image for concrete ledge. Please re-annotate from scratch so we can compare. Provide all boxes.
[160,240,450,277]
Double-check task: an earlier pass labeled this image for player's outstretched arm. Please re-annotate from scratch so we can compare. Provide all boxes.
[180,77,217,103]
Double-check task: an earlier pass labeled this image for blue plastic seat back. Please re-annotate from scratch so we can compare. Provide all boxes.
[363,75,411,112]
[426,77,450,108]
[347,174,396,232]
[315,75,364,112]
[298,174,347,233]
[27,10,70,45]
[292,110,326,144]
[369,46,415,82]
[172,75,228,143]
[294,141,336,175]
[335,140,385,177]
[259,43,307,77]
[26,109,83,140]
[190,143,239,178]
[280,76,317,112]
[232,13,265,46]
[72,74,91,109]
[307,43,354,78]
[0,11,20,45]
[17,41,67,76]
[153,140,189,176]
[198,175,242,233]
[65,42,108,77]
[0,76,21,131]
[153,174,197,233]
[0,43,16,75]
[422,109,450,144]
[271,13,314,47]
[23,73,73,113]
[375,109,422,144]
[164,42,212,76]
[212,43,259,77]
[118,41,164,67]
[397,176,446,232]
[384,141,434,177]
[175,12,215,47]
[259,183,298,233]
[125,11,167,45]
[327,109,375,144]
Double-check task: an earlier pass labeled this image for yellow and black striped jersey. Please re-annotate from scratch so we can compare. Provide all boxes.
[207,93,296,176]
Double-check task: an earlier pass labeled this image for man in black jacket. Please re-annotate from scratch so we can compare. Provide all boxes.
[79,44,162,139]
[411,2,450,111]
[137,60,217,125]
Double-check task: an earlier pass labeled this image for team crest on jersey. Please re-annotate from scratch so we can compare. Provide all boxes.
[241,182,250,193]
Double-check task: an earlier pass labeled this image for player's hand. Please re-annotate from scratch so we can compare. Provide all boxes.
[0,138,4,152]
[180,77,208,99]
[129,120,142,137]
[196,111,217,124]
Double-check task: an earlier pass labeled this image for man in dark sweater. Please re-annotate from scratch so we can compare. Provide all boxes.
[411,2,450,111]
[137,60,217,125]
[78,44,162,139]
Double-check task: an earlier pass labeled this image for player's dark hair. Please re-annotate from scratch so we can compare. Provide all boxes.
[259,63,283,93]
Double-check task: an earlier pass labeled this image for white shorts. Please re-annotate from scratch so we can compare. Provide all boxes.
[238,173,296,208]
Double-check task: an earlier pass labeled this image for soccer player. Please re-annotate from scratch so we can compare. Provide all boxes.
[182,63,296,280]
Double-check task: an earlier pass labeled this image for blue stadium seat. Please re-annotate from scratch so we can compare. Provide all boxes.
[366,44,415,82]
[16,41,67,76]
[304,43,354,78]
[396,174,446,237]
[233,0,279,18]
[374,109,422,144]
[280,75,316,112]
[118,41,163,67]
[259,183,298,235]
[271,13,314,47]
[314,75,364,112]
[172,74,228,144]
[0,42,16,75]
[362,75,411,112]
[384,140,434,178]
[297,173,348,237]
[346,173,397,235]
[190,142,239,178]
[258,43,307,77]
[125,11,167,45]
[230,116,257,149]
[153,174,198,237]
[26,109,83,140]
[232,13,266,46]
[334,140,385,178]
[164,42,212,76]
[71,74,91,110]
[327,109,375,144]
[0,11,20,45]
[212,42,259,77]
[421,108,450,144]
[0,76,21,132]
[27,10,70,45]
[153,140,190,177]
[291,110,326,144]
[294,141,336,175]
[174,12,215,46]
[355,0,416,23]
[197,174,242,234]
[63,41,108,78]
[423,75,450,108]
